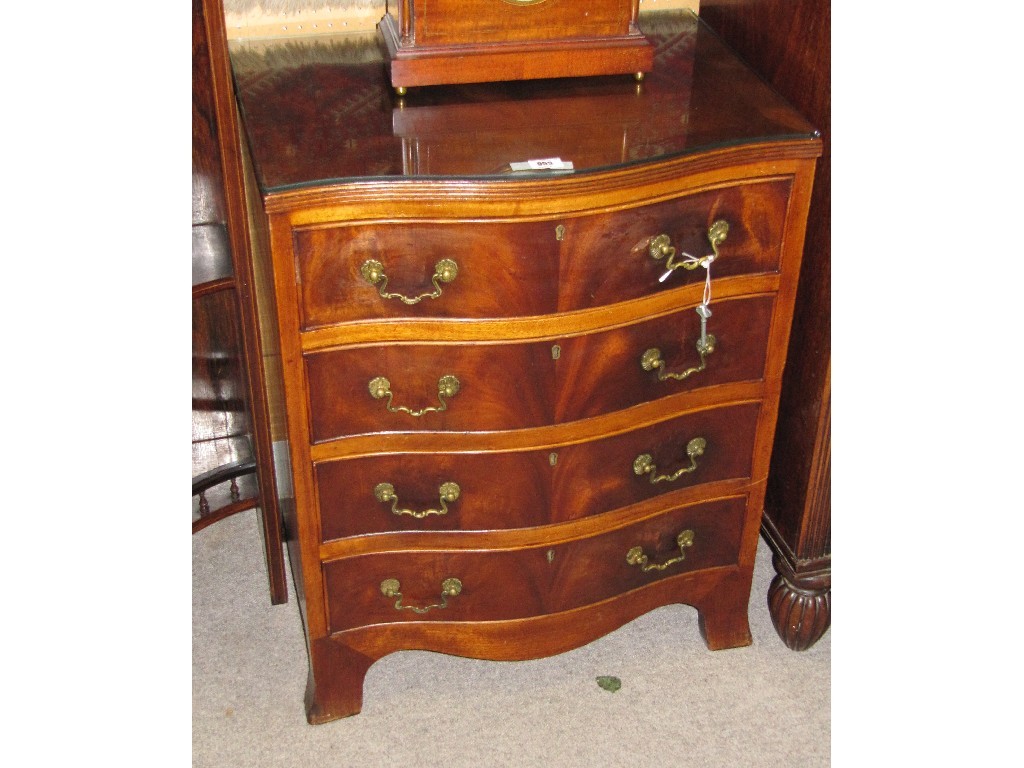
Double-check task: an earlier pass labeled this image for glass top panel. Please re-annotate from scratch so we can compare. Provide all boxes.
[229,11,817,194]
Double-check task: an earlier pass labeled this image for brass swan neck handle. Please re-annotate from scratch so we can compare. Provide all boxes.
[368,375,461,417]
[633,437,707,484]
[380,578,463,613]
[360,258,458,305]
[373,481,461,519]
[626,530,695,572]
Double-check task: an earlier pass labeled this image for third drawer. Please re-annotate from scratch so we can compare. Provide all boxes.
[315,401,760,542]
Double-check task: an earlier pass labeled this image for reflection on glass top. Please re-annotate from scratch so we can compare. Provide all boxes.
[229,11,817,194]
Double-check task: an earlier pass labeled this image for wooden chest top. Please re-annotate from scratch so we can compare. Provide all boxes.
[230,11,817,194]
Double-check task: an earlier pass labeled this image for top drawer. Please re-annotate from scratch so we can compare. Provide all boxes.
[291,178,792,329]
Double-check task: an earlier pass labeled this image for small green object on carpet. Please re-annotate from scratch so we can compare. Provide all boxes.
[596,676,622,693]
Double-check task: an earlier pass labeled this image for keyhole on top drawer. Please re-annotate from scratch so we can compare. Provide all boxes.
[555,224,565,241]
[551,344,561,360]
[547,549,556,563]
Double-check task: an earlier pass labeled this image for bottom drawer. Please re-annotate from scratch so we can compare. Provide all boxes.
[323,495,746,634]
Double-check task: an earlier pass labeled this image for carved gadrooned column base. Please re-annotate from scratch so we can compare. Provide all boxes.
[767,554,830,651]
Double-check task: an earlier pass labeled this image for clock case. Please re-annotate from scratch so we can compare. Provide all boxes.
[379,0,654,89]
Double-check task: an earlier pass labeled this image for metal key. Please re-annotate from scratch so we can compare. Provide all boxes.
[696,303,712,346]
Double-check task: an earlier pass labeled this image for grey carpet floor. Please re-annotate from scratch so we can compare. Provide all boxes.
[193,510,830,766]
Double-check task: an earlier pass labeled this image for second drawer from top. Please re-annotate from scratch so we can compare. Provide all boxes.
[305,294,774,442]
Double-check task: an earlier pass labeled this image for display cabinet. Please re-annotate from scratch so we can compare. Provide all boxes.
[193,0,287,605]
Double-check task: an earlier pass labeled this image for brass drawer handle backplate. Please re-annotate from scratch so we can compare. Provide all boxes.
[360,258,458,304]
[626,530,695,572]
[648,219,729,281]
[633,437,707,484]
[379,577,463,613]
[374,481,461,518]
[368,374,460,416]
[644,221,727,379]
[640,332,715,382]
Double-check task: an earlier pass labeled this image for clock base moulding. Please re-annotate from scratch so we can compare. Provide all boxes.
[379,0,655,90]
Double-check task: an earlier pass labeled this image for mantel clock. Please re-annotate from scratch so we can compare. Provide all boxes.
[379,0,654,91]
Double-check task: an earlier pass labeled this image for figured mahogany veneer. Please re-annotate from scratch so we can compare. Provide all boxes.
[324,495,746,633]
[231,11,820,723]
[304,299,771,441]
[293,179,791,329]
[316,402,760,541]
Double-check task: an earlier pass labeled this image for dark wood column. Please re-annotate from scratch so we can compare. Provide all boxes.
[699,0,831,650]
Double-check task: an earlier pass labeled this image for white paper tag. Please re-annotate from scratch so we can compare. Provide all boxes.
[509,157,574,171]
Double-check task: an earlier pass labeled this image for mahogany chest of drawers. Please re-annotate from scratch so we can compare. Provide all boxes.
[231,11,820,723]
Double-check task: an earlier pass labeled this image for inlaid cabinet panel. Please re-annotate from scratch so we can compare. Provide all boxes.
[556,178,792,311]
[316,451,553,541]
[305,341,555,441]
[294,220,559,328]
[411,0,633,45]
[553,294,774,421]
[548,401,760,521]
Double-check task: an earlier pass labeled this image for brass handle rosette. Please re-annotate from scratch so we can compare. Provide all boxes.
[368,374,460,416]
[647,219,729,279]
[633,437,707,484]
[373,481,461,519]
[626,530,695,573]
[360,258,458,304]
[379,577,463,613]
